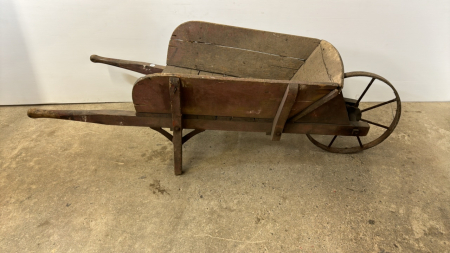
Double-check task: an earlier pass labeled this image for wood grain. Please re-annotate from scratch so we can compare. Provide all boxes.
[167,39,303,80]
[291,40,344,87]
[171,21,321,60]
[132,74,338,120]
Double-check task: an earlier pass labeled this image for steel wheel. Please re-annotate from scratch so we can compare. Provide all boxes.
[306,71,401,153]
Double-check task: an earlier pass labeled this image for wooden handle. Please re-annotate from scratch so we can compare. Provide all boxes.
[27,108,59,119]
[89,54,165,75]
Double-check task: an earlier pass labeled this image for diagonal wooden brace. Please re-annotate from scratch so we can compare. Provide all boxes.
[150,127,204,144]
[288,89,340,123]
[150,127,173,141]
[271,83,299,141]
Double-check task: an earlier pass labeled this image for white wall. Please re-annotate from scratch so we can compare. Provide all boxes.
[1,0,449,105]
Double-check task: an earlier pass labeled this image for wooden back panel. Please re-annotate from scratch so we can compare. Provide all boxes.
[166,21,321,80]
[132,74,339,119]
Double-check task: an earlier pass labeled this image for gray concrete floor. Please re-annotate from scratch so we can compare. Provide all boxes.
[0,102,449,252]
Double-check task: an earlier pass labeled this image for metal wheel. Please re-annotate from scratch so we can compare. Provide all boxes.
[306,71,401,153]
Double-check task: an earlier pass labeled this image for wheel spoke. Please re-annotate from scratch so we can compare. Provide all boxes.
[328,135,337,147]
[356,136,363,148]
[360,118,389,129]
[356,78,375,106]
[361,98,397,113]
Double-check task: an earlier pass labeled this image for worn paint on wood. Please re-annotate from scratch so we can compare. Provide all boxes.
[27,108,370,136]
[171,21,321,60]
[132,74,339,121]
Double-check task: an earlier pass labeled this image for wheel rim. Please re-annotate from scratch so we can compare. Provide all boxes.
[306,71,401,153]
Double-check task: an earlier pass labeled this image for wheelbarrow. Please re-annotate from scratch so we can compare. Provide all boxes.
[28,21,401,175]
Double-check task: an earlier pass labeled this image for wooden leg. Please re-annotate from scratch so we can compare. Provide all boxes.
[172,128,182,175]
[169,77,183,175]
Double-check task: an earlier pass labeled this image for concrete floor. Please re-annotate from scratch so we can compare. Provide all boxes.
[0,102,449,252]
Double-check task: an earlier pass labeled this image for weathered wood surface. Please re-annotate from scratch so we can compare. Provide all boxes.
[171,21,321,60]
[290,40,344,87]
[271,83,298,141]
[26,109,171,127]
[167,39,303,80]
[27,109,370,136]
[166,21,323,80]
[132,74,340,121]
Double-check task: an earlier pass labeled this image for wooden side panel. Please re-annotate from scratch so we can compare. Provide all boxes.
[171,21,321,60]
[132,74,338,119]
[290,40,344,87]
[133,75,171,114]
[167,39,303,80]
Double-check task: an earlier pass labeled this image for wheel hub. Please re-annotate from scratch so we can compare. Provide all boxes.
[346,104,362,121]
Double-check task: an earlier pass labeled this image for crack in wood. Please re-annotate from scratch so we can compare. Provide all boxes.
[172,39,306,61]
[319,43,333,83]
[166,65,240,77]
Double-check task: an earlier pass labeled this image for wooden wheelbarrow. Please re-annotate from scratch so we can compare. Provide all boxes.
[28,21,401,175]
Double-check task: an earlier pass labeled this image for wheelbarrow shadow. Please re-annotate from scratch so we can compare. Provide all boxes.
[180,130,333,174]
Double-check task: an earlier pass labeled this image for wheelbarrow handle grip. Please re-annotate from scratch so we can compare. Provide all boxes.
[90,54,107,63]
[90,54,165,75]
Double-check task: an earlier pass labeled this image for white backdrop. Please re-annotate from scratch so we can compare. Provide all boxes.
[1,0,449,105]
